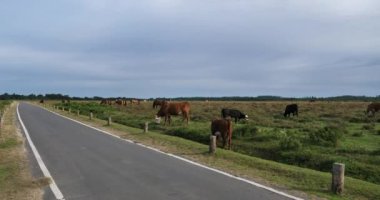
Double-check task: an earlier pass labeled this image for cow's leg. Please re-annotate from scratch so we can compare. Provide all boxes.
[222,134,227,149]
[164,115,168,125]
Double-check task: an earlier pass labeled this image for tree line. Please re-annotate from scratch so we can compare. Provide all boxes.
[0,93,379,102]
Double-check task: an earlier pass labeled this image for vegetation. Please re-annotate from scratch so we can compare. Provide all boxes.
[51,100,380,187]
[1,92,380,101]
[0,101,47,199]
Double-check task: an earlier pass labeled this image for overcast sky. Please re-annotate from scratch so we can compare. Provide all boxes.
[0,0,379,98]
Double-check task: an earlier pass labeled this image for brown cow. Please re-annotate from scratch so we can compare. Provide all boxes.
[100,99,112,105]
[130,99,140,105]
[366,102,380,116]
[115,99,123,105]
[153,99,165,108]
[211,119,233,150]
[156,101,190,125]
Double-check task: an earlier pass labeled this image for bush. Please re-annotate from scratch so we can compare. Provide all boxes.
[309,124,346,147]
[362,123,375,131]
[279,135,302,150]
[233,125,258,138]
[166,127,209,144]
[352,132,364,137]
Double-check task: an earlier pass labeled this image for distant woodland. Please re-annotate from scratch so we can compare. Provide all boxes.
[0,93,379,101]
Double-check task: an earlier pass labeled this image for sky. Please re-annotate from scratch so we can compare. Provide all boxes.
[0,0,379,98]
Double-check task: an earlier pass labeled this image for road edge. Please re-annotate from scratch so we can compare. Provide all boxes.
[17,103,65,200]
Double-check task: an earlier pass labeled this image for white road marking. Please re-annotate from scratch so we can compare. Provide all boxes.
[17,104,65,200]
[41,104,303,200]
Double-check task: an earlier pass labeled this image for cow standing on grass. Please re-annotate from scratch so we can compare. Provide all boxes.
[156,101,190,125]
[211,119,233,150]
[221,108,248,123]
[284,104,298,117]
[366,102,380,116]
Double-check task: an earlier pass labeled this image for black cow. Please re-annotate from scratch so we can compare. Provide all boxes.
[221,108,248,123]
[366,102,380,116]
[284,104,298,117]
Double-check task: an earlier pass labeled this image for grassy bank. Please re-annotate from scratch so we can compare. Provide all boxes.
[0,102,48,200]
[44,101,380,200]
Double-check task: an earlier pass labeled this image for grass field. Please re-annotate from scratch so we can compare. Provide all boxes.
[55,100,380,185]
[47,99,380,200]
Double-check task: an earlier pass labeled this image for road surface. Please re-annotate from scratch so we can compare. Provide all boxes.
[18,103,296,200]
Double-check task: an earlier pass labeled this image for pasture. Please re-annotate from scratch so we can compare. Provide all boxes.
[55,100,380,185]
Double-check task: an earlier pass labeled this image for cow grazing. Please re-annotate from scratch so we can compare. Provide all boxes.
[100,99,113,105]
[153,99,165,109]
[115,99,123,106]
[130,99,140,105]
[221,108,248,123]
[284,104,298,117]
[39,99,44,104]
[211,119,233,149]
[366,102,380,116]
[156,101,190,125]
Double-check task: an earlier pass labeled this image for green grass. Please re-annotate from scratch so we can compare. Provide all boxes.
[0,138,19,149]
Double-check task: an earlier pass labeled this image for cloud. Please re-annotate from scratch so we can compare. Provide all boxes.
[0,0,379,97]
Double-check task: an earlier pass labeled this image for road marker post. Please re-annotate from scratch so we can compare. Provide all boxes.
[90,112,93,120]
[144,122,149,133]
[332,163,345,194]
[209,135,217,154]
[107,116,112,126]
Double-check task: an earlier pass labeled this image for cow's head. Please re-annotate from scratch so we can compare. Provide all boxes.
[154,115,161,123]
[239,112,249,120]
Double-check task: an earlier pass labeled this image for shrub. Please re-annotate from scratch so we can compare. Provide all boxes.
[352,132,364,137]
[166,127,209,144]
[309,124,346,147]
[279,135,302,150]
[233,125,258,138]
[362,123,375,131]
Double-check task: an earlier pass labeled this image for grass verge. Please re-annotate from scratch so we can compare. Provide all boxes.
[0,102,49,200]
[45,103,380,200]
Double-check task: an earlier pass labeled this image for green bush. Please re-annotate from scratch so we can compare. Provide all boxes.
[309,124,346,147]
[352,132,364,137]
[279,135,302,150]
[233,124,258,138]
[166,127,209,144]
[362,123,375,130]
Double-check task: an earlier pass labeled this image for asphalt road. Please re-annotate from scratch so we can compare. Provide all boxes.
[18,103,295,200]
